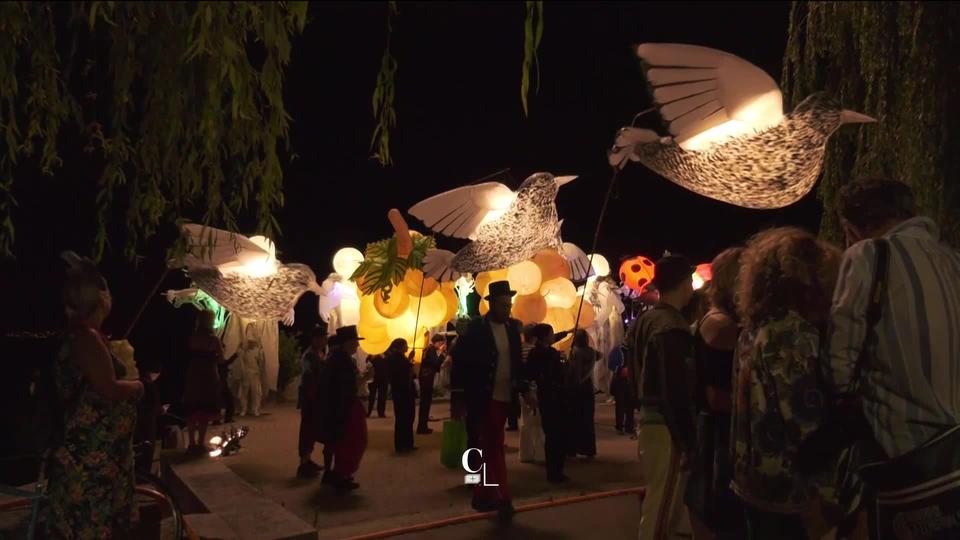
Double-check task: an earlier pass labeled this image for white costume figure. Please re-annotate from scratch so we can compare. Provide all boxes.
[232,324,266,416]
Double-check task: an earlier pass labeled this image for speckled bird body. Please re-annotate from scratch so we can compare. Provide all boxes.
[188,263,319,321]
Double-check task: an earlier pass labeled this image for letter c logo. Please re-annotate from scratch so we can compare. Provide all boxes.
[462,448,482,474]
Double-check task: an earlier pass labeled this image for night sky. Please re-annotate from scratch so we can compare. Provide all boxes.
[4,2,810,342]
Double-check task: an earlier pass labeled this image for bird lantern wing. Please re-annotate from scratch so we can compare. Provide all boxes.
[408,182,516,240]
[637,43,784,151]
[179,224,271,269]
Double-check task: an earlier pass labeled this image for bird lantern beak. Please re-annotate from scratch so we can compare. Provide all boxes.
[840,110,876,125]
[554,176,577,187]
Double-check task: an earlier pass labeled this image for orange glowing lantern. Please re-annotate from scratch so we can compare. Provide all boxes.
[619,256,656,294]
[692,263,713,291]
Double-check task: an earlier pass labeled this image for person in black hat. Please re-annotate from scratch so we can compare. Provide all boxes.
[524,323,570,483]
[416,333,447,434]
[297,326,329,479]
[320,325,368,494]
[629,254,697,540]
[451,280,535,522]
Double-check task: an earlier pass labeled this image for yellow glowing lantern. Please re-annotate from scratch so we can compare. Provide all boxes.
[359,294,387,326]
[360,336,390,356]
[533,249,570,282]
[385,310,417,341]
[440,282,458,323]
[479,299,489,316]
[540,277,577,309]
[373,287,410,319]
[357,319,389,343]
[403,268,440,297]
[543,307,575,333]
[333,247,364,278]
[412,290,448,328]
[589,254,611,278]
[552,332,573,353]
[475,268,509,298]
[512,293,547,325]
[507,261,543,296]
[570,297,596,329]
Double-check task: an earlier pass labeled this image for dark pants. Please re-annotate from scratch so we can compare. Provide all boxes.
[612,376,635,432]
[368,377,388,417]
[507,398,520,430]
[298,401,316,458]
[540,400,567,481]
[570,387,596,456]
[474,400,511,504]
[417,375,434,432]
[393,393,415,451]
[218,366,234,422]
[744,505,806,540]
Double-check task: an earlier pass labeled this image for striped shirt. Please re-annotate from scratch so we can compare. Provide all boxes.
[826,216,960,457]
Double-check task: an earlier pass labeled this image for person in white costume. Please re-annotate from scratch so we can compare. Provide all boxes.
[233,324,266,416]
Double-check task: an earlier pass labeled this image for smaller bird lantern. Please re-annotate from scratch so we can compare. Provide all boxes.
[620,256,656,294]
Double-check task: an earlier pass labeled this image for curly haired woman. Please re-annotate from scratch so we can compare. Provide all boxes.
[729,228,841,539]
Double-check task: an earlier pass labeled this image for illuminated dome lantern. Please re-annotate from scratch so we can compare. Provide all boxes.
[540,277,577,309]
[512,293,548,325]
[333,247,364,278]
[543,307,575,334]
[589,254,611,278]
[620,256,656,294]
[413,290,448,328]
[570,297,596,329]
[533,249,571,282]
[475,268,509,298]
[507,261,543,296]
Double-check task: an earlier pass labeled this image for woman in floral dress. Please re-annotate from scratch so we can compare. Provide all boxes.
[45,253,144,539]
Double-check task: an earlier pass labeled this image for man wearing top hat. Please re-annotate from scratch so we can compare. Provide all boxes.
[629,254,697,540]
[452,280,536,522]
[321,325,369,494]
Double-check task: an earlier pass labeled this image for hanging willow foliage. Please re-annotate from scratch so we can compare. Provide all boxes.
[0,1,307,260]
[521,1,544,117]
[782,1,960,246]
[370,1,398,167]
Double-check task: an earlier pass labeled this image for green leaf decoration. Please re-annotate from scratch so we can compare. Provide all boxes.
[521,1,544,117]
[370,1,399,166]
[350,232,436,301]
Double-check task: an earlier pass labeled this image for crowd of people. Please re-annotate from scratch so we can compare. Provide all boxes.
[40,177,960,538]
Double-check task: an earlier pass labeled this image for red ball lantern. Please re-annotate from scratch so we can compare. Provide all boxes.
[619,256,656,294]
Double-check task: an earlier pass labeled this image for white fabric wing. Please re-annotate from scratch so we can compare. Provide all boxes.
[637,43,783,151]
[408,182,516,240]
[180,224,270,269]
[561,242,593,281]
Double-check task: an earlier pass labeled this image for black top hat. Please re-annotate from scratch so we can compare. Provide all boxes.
[334,325,364,343]
[651,254,696,292]
[484,280,517,301]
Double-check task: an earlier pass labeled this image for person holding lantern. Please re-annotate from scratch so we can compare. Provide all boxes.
[452,280,536,523]
[630,254,697,540]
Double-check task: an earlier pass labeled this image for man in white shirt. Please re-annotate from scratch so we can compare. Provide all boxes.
[451,281,536,523]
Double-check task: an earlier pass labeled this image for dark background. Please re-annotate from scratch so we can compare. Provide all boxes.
[3,1,809,346]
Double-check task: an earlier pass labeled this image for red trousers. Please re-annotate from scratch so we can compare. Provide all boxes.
[474,400,511,503]
[332,399,368,477]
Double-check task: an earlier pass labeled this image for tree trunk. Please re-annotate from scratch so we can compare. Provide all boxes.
[782,1,960,246]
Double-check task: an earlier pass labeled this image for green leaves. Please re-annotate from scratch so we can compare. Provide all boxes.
[521,1,544,117]
[350,232,436,301]
[370,1,398,166]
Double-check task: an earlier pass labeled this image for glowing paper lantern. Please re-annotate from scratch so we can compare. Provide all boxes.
[608,43,876,210]
[475,268,509,298]
[620,256,656,294]
[540,278,577,309]
[552,332,573,353]
[403,268,440,297]
[386,311,418,342]
[373,287,410,319]
[543,307,575,334]
[589,254,611,278]
[440,282,459,323]
[333,247,364,278]
[692,263,713,290]
[512,293,548,325]
[533,249,570,282]
[507,261,542,296]
[570,297,596,329]
[357,319,389,344]
[360,337,390,356]
[479,299,489,316]
[412,290,448,328]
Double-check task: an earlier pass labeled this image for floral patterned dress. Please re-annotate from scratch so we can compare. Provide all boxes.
[730,311,831,514]
[44,329,137,539]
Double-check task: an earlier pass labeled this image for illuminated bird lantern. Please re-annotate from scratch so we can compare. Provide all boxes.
[175,224,321,324]
[609,43,876,209]
[408,172,592,282]
[619,256,656,294]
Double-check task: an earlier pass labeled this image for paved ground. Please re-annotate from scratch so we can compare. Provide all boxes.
[222,395,644,539]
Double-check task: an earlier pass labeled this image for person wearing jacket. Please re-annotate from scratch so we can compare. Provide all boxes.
[320,326,368,494]
[386,338,417,453]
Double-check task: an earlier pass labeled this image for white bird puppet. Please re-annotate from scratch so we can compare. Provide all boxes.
[408,172,592,282]
[175,224,321,323]
[609,43,876,209]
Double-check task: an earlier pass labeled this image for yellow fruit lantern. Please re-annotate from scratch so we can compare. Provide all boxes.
[570,297,596,329]
[507,260,543,296]
[533,249,570,282]
[512,293,547,325]
[540,277,577,309]
[373,287,410,319]
[479,299,489,316]
[411,290,448,328]
[475,268,509,298]
[543,307,575,334]
[403,268,440,297]
[440,282,458,323]
[360,336,390,356]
